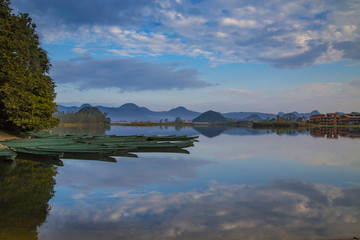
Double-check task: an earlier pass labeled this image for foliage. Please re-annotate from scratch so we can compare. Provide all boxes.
[0,0,58,131]
[56,106,111,125]
[175,117,183,123]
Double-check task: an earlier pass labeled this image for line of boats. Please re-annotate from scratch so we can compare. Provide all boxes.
[0,133,198,164]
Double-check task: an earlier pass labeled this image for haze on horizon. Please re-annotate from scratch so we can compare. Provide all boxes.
[10,0,360,114]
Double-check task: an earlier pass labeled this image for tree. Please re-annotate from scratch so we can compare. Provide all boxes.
[0,0,58,131]
[55,107,111,125]
[175,117,183,123]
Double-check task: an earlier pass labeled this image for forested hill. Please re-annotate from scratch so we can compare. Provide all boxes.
[56,107,110,124]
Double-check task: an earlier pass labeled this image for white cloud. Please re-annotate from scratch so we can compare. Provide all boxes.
[221,18,257,28]
[13,0,360,68]
[72,48,87,54]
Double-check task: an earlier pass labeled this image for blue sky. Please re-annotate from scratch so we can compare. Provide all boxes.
[11,0,360,113]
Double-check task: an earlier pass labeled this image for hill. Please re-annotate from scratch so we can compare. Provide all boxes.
[223,112,277,120]
[167,106,200,119]
[56,107,110,124]
[57,103,321,123]
[192,110,227,123]
[58,103,200,122]
[244,114,262,121]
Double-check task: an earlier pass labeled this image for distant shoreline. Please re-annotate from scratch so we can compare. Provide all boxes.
[110,122,249,127]
[54,122,360,128]
[0,130,20,141]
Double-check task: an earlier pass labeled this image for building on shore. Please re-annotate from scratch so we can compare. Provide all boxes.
[310,113,360,125]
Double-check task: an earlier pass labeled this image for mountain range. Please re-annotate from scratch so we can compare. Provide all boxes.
[58,103,320,122]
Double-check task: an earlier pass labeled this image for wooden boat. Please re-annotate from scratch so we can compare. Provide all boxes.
[0,133,198,161]
[0,147,17,160]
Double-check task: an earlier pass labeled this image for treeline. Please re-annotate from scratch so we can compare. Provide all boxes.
[55,107,110,125]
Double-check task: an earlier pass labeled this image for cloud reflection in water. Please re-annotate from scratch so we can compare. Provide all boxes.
[40,179,359,240]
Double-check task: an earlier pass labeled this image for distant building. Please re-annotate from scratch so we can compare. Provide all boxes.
[310,113,360,125]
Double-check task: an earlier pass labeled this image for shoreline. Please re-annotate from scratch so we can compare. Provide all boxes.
[110,122,250,127]
[110,122,360,128]
[0,130,20,141]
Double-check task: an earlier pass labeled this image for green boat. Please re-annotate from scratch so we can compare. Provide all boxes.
[0,133,198,161]
[0,147,17,160]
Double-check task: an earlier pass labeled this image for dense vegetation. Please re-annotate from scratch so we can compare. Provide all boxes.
[0,0,58,131]
[56,107,111,125]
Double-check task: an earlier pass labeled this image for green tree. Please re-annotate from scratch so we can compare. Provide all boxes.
[175,117,183,123]
[0,0,58,131]
[55,107,111,125]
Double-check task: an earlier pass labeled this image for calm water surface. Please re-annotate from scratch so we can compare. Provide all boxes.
[1,126,359,239]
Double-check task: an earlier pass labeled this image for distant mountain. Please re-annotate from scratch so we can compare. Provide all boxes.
[223,112,277,120]
[192,110,227,123]
[58,105,80,113]
[58,103,200,122]
[167,106,200,119]
[304,110,320,119]
[57,103,322,122]
[99,103,155,121]
[277,110,321,120]
[282,112,298,120]
[244,114,262,121]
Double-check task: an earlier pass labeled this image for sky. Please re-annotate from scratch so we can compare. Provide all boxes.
[10,0,360,113]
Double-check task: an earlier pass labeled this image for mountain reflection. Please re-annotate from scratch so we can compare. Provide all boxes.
[193,126,227,138]
[0,159,57,240]
[192,126,311,138]
[39,179,359,240]
[191,126,360,139]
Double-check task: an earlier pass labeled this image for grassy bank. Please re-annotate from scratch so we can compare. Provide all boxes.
[57,123,110,127]
[252,122,304,128]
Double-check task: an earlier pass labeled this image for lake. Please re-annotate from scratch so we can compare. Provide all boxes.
[1,126,359,239]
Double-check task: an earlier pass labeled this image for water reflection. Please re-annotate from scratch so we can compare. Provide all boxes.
[0,159,57,239]
[1,126,359,239]
[50,125,110,136]
[55,156,210,190]
[193,126,227,138]
[51,125,360,139]
[40,179,360,240]
[310,127,360,139]
[192,126,310,138]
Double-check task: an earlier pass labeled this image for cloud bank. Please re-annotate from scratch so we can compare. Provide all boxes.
[12,0,360,68]
[51,57,210,91]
